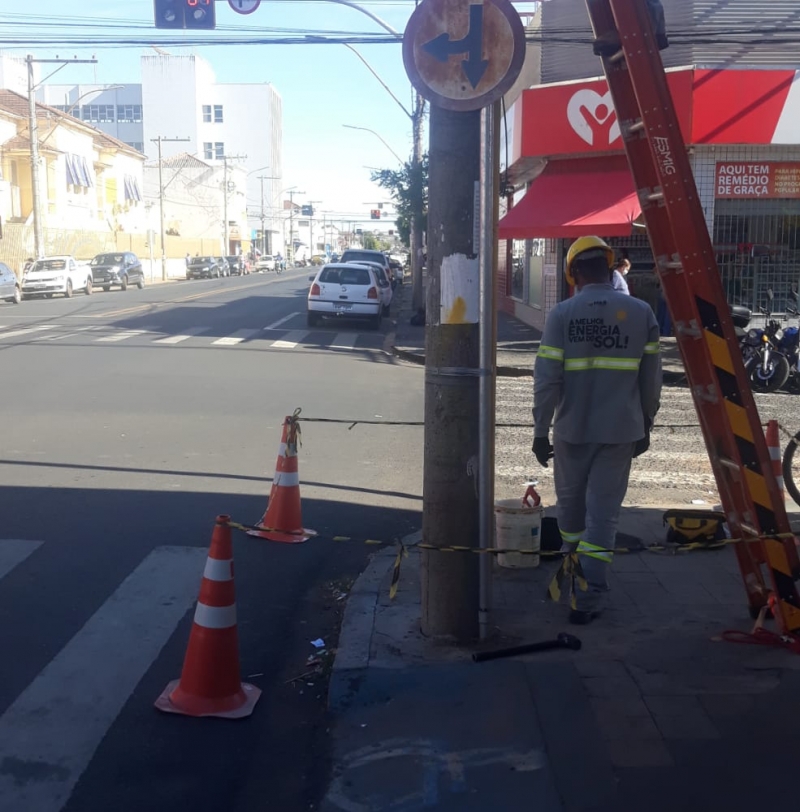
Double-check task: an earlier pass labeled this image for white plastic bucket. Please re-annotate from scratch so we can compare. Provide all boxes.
[494,498,544,568]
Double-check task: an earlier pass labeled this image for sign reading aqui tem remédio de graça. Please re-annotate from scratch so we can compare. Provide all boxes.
[716,162,800,199]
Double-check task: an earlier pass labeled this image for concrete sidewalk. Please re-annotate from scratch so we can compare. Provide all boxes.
[389,284,687,383]
[324,507,800,812]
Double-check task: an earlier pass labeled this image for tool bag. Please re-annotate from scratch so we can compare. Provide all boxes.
[662,509,727,546]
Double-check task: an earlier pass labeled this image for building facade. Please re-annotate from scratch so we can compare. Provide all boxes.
[498,0,800,330]
[38,53,283,255]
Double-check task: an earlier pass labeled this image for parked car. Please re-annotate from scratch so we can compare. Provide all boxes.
[21,256,93,299]
[186,257,222,279]
[226,255,245,275]
[340,248,395,286]
[344,260,393,315]
[0,262,21,304]
[388,257,404,286]
[307,263,382,329]
[216,257,231,277]
[90,252,144,292]
[255,255,276,272]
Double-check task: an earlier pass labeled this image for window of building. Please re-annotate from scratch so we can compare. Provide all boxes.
[214,105,223,123]
[117,104,142,123]
[214,142,225,159]
[81,104,115,123]
[125,142,144,153]
[202,105,212,123]
[203,142,213,160]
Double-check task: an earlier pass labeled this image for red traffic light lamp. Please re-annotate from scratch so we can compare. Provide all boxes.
[186,0,215,28]
[370,209,381,220]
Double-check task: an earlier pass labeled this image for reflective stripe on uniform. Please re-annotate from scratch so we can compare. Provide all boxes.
[564,357,641,372]
[538,344,564,362]
[577,540,613,563]
[559,529,584,544]
[644,342,660,355]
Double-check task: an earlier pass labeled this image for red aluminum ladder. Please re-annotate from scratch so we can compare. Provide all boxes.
[584,0,800,635]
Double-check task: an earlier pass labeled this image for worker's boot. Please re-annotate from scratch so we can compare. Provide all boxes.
[569,609,601,626]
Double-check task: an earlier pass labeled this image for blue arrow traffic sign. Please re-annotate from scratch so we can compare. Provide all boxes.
[421,4,488,89]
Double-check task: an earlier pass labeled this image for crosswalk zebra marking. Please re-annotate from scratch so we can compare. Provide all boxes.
[0,326,56,340]
[264,312,301,331]
[154,327,205,345]
[212,328,260,346]
[0,539,43,581]
[0,545,206,812]
[95,330,148,343]
[270,330,308,349]
[330,333,358,350]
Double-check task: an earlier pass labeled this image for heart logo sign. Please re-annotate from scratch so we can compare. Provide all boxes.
[567,89,621,146]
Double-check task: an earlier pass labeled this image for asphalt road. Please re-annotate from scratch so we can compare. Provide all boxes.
[0,270,424,812]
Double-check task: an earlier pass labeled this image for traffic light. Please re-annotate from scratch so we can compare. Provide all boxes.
[154,0,184,28]
[153,0,215,29]
[185,0,215,29]
[370,209,381,220]
[301,204,314,216]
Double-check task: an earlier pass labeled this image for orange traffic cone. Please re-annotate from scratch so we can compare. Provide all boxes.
[248,411,316,544]
[766,420,785,501]
[155,516,261,718]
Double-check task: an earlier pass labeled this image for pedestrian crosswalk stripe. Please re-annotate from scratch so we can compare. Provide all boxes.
[264,312,300,331]
[0,326,55,340]
[0,539,43,581]
[154,327,204,345]
[212,329,260,346]
[331,333,357,350]
[0,545,206,812]
[271,329,308,349]
[95,330,148,343]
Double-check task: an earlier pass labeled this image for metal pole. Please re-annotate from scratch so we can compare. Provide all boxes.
[289,192,294,265]
[421,104,482,642]
[156,137,167,282]
[27,55,44,259]
[411,93,426,312]
[223,156,229,256]
[260,176,266,255]
[478,103,497,640]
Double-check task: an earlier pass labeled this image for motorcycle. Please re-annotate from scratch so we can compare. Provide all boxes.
[744,288,790,393]
[776,290,800,391]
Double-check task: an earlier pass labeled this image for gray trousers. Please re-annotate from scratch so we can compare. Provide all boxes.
[553,437,635,611]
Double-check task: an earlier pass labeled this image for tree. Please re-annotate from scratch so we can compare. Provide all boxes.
[370,154,428,247]
[362,233,378,250]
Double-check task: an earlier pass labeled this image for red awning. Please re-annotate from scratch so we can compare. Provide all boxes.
[498,157,641,240]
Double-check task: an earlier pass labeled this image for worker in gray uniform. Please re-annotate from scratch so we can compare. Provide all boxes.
[532,236,662,624]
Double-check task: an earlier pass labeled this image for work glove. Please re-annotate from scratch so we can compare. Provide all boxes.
[532,436,554,467]
[633,416,653,458]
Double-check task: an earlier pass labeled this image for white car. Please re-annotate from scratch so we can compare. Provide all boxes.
[307,263,382,329]
[255,255,276,272]
[21,255,93,299]
[344,260,393,315]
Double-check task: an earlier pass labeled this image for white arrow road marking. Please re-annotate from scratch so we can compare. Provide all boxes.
[0,545,206,812]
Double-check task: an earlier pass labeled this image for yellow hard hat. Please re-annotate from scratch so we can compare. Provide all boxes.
[565,236,615,287]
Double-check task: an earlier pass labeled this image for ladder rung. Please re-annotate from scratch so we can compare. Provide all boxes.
[627,119,645,134]
[647,191,665,203]
[657,255,683,272]
[718,457,741,472]
[608,48,625,63]
[740,523,759,538]
[692,384,718,404]
[675,320,701,338]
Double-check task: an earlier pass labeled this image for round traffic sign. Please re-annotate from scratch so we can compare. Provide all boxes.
[228,0,261,14]
[403,0,525,112]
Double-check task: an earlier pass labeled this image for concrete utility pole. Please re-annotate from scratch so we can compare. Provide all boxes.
[259,176,267,255]
[287,189,305,264]
[221,154,246,256]
[308,201,322,257]
[26,54,97,258]
[410,92,426,312]
[151,136,190,280]
[421,105,482,641]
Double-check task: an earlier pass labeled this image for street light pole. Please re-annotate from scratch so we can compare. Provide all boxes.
[151,135,190,281]
[287,189,305,265]
[26,54,97,258]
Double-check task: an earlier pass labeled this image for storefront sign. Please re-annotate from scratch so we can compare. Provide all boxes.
[715,162,800,199]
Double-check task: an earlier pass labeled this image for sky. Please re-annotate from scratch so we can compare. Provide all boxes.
[0,0,437,227]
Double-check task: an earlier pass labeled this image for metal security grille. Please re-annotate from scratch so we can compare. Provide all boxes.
[713,199,800,313]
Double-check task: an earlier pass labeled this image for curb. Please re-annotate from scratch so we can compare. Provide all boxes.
[328,530,421,711]
[392,345,686,383]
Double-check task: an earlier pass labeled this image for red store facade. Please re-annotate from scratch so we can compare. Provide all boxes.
[497,66,800,330]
